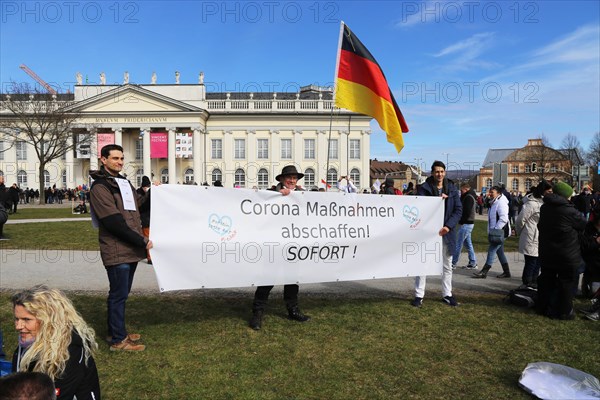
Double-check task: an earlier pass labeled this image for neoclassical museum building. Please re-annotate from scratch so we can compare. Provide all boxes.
[0,74,372,190]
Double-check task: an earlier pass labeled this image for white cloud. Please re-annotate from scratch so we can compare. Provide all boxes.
[430,32,498,72]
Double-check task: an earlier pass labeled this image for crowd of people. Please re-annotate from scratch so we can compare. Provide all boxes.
[0,153,599,399]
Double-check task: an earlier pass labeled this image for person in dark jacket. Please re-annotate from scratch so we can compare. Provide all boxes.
[452,183,478,269]
[573,186,593,220]
[0,175,8,239]
[11,285,100,400]
[249,165,311,330]
[137,176,152,264]
[380,176,402,195]
[536,181,587,320]
[8,183,20,213]
[412,161,462,307]
[581,217,600,297]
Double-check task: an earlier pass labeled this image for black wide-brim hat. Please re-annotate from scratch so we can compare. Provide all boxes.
[276,165,304,182]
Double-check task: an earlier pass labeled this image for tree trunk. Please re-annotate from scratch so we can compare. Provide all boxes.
[38,163,46,205]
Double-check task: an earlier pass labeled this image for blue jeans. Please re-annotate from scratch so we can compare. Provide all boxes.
[522,255,540,285]
[106,263,137,344]
[485,238,508,266]
[452,224,476,266]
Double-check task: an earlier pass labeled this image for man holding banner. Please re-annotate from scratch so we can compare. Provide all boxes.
[90,144,153,351]
[412,161,462,307]
[249,165,311,331]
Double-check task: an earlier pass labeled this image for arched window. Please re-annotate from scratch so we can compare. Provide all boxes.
[486,178,492,189]
[304,168,315,189]
[525,178,533,191]
[62,170,67,188]
[184,168,194,184]
[234,168,245,188]
[135,169,143,188]
[212,168,222,185]
[257,168,269,189]
[17,170,27,187]
[327,168,338,188]
[160,168,169,184]
[43,170,51,187]
[511,178,519,191]
[350,168,360,188]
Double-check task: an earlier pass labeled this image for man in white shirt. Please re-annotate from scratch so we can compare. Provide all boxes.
[337,176,357,193]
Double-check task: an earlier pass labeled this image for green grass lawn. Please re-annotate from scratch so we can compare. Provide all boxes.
[7,207,90,220]
[1,292,597,400]
[0,210,593,399]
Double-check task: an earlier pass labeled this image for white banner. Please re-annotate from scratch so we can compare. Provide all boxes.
[175,132,193,158]
[150,186,444,291]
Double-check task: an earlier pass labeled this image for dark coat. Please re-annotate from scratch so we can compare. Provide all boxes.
[12,331,101,400]
[417,176,462,249]
[8,186,19,203]
[89,168,148,266]
[0,183,8,210]
[538,193,587,269]
[581,221,600,282]
[136,187,151,228]
[459,189,477,225]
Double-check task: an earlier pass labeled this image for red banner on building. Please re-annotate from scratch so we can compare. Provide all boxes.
[97,133,115,156]
[151,132,168,158]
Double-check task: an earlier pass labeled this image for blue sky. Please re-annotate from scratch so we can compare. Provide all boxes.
[1,1,598,171]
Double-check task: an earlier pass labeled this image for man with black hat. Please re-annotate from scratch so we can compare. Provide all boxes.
[249,165,311,330]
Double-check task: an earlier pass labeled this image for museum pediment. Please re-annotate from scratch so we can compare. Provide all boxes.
[66,84,204,114]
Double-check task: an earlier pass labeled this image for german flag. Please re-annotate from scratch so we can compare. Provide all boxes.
[335,22,409,153]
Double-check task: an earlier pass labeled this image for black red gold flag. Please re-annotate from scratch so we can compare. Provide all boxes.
[334,22,409,153]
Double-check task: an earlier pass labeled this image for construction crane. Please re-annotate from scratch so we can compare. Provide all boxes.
[19,64,57,95]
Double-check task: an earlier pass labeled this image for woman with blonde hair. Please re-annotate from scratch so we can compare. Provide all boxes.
[11,285,100,400]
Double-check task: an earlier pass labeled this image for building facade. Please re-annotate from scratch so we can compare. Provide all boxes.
[0,78,372,191]
[478,138,586,193]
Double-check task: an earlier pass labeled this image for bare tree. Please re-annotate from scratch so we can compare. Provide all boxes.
[586,132,600,189]
[586,132,600,165]
[561,133,584,160]
[0,83,89,204]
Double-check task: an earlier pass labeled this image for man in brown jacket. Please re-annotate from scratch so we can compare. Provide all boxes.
[90,144,152,351]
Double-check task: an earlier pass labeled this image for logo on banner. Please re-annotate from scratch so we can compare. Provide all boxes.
[403,205,421,228]
[208,213,236,241]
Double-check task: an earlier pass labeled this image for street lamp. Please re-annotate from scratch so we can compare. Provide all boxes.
[442,152,450,168]
[413,157,423,184]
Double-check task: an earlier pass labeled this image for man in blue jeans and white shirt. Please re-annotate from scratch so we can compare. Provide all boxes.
[452,183,478,270]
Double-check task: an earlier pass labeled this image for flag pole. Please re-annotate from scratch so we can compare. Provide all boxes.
[327,21,346,192]
[346,114,351,178]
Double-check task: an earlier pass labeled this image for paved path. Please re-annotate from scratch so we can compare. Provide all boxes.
[0,245,528,299]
